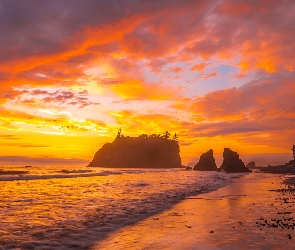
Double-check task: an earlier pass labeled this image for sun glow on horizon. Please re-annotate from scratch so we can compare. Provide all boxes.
[0,1,295,166]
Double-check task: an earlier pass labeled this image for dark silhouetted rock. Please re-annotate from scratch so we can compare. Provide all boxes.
[259,165,295,174]
[246,161,256,169]
[220,148,251,173]
[88,135,182,168]
[193,149,217,171]
[285,159,295,167]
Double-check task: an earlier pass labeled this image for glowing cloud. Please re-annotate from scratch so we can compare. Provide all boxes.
[0,0,295,165]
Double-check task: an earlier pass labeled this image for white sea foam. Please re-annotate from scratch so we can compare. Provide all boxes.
[0,165,244,249]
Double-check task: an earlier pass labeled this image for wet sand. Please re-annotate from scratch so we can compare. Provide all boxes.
[93,173,295,250]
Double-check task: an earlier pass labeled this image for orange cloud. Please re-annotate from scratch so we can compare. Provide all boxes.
[109,110,194,146]
[0,106,105,135]
[188,75,295,147]
[190,62,206,73]
[110,80,178,100]
[169,66,183,73]
[1,1,295,165]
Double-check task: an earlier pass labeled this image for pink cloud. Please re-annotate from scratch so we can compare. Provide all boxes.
[187,73,295,149]
[203,70,218,79]
[0,0,295,161]
[233,72,246,78]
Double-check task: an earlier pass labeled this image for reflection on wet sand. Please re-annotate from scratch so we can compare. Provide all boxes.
[93,173,295,250]
[0,167,232,249]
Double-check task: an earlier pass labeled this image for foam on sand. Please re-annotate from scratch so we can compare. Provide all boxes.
[93,172,295,250]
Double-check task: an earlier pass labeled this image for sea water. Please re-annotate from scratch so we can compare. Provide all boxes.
[0,165,240,249]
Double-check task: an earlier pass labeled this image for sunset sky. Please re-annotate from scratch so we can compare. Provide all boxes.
[0,0,295,166]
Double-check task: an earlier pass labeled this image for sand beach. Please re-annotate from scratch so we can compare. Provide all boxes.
[93,172,295,250]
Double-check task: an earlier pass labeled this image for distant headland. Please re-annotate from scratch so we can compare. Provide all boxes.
[88,130,293,173]
[88,130,182,168]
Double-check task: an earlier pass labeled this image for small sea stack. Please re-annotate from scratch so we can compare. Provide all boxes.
[220,148,251,173]
[285,159,295,167]
[193,149,217,171]
[246,161,256,169]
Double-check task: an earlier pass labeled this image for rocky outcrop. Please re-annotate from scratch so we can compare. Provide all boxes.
[88,135,182,168]
[246,161,256,169]
[220,148,251,173]
[285,159,295,167]
[193,149,217,171]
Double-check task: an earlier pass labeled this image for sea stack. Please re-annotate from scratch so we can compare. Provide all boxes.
[220,148,251,173]
[88,134,182,168]
[246,161,256,169]
[193,149,217,171]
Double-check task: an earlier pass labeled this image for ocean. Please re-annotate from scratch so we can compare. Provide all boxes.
[0,165,242,249]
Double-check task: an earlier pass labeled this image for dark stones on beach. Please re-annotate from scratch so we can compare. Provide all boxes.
[257,217,295,230]
[255,181,295,238]
[220,148,251,173]
[193,149,217,171]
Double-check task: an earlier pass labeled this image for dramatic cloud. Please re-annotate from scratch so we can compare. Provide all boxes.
[0,0,294,165]
[187,73,295,152]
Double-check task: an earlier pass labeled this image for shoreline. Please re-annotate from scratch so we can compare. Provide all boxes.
[0,169,237,249]
[93,172,295,249]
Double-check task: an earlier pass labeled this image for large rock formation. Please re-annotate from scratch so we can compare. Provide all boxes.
[220,148,251,173]
[193,149,217,171]
[88,135,182,168]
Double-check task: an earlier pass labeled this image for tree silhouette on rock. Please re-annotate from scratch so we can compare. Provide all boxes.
[173,133,179,144]
[116,128,122,138]
[162,131,171,139]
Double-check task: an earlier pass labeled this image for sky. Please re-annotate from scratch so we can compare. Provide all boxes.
[0,0,295,166]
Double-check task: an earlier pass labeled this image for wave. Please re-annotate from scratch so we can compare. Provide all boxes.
[0,167,181,182]
[57,169,93,174]
[0,170,123,181]
[0,170,29,175]
[0,169,246,249]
